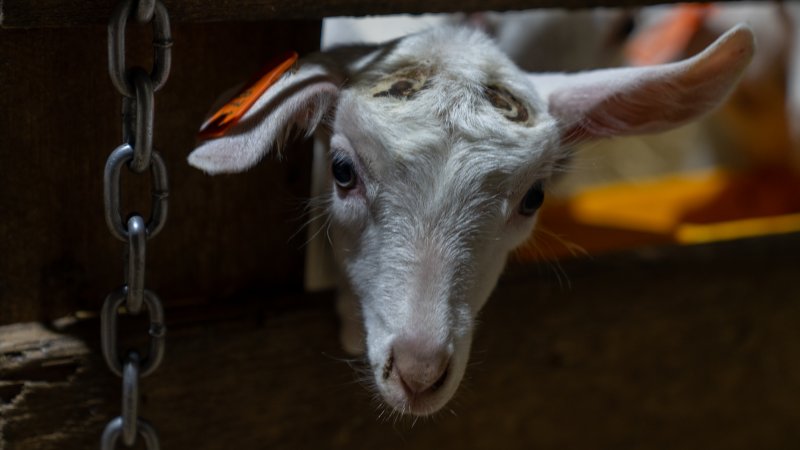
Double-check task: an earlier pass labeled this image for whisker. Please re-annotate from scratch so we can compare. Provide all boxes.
[289,210,329,244]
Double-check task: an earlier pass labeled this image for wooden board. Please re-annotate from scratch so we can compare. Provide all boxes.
[2,233,799,449]
[0,0,742,29]
[0,22,320,325]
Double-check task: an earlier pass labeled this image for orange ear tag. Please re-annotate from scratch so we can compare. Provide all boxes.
[198,50,299,140]
[625,4,715,67]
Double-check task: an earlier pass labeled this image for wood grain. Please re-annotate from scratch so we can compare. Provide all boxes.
[0,22,320,325]
[0,0,745,29]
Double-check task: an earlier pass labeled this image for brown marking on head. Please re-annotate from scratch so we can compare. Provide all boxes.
[484,85,531,123]
[372,67,431,100]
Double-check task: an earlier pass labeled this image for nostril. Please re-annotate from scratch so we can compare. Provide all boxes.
[382,354,394,381]
[430,365,449,392]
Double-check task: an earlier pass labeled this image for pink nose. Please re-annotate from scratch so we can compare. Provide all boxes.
[391,337,451,395]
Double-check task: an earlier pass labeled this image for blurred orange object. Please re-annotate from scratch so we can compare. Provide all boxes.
[625,4,715,66]
[517,168,800,261]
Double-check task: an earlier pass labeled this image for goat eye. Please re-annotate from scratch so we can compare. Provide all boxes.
[332,157,357,189]
[519,182,545,216]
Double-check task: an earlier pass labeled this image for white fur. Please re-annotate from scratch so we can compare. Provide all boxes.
[189,25,754,416]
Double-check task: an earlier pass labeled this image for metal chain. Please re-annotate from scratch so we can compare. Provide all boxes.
[101,0,172,448]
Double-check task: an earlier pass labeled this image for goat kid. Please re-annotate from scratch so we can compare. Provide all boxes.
[189,25,754,416]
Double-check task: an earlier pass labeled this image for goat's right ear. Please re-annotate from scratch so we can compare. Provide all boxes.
[188,62,341,174]
[529,24,755,146]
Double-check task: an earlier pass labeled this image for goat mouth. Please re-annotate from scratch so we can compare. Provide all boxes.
[388,391,451,417]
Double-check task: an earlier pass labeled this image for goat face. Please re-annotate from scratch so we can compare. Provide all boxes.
[188,25,753,416]
[323,40,565,413]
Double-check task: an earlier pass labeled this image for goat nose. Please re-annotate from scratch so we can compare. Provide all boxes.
[392,338,451,395]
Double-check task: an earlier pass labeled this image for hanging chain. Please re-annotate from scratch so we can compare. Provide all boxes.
[101,0,172,448]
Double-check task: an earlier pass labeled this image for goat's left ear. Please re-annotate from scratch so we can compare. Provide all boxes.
[188,59,343,174]
[530,24,755,145]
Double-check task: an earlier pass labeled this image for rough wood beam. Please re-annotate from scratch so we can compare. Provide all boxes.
[1,0,750,29]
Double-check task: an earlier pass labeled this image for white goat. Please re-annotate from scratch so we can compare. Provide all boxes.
[188,25,754,416]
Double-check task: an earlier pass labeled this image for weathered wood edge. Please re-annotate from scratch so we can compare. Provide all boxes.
[0,0,750,29]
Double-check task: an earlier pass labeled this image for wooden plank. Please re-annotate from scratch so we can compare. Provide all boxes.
[0,22,320,325]
[1,0,746,29]
[2,233,799,449]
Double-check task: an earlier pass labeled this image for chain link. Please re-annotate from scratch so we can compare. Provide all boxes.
[108,0,172,97]
[128,68,155,173]
[101,287,166,378]
[135,0,156,23]
[101,0,171,447]
[125,215,147,314]
[101,417,160,450]
[121,352,141,446]
[103,144,169,242]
